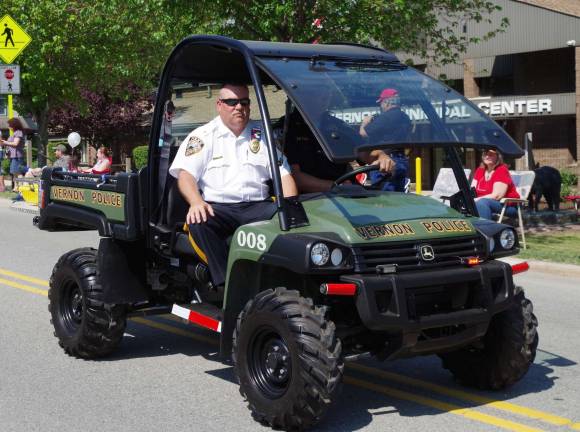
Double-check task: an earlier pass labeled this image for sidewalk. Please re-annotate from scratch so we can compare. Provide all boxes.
[500,257,580,278]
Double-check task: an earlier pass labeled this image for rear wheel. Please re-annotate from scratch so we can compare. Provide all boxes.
[48,248,127,358]
[233,287,343,430]
[440,290,538,389]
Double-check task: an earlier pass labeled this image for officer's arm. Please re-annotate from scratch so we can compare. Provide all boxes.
[291,164,333,193]
[281,173,298,197]
[177,170,214,224]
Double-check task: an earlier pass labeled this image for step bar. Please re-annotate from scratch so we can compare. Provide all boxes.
[171,304,222,333]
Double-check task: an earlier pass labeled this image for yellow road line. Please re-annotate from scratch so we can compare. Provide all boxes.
[135,317,544,431]
[1,270,576,430]
[0,277,48,296]
[345,377,544,432]
[0,268,49,287]
[348,362,577,427]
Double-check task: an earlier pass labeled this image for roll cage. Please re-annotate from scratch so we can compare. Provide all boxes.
[148,35,523,233]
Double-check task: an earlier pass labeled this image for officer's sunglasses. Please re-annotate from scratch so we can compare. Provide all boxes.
[220,98,251,107]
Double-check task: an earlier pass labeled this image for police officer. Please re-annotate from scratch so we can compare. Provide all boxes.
[169,84,298,289]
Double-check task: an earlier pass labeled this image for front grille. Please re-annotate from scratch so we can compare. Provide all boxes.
[354,236,486,273]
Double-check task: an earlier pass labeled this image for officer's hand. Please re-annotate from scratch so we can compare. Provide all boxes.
[187,200,215,224]
[373,152,396,173]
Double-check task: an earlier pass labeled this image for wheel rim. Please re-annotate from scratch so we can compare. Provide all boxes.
[248,326,292,399]
[60,280,83,333]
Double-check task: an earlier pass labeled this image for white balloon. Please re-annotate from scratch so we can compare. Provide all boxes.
[68,132,81,148]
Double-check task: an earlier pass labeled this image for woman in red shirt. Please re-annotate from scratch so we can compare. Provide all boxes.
[471,149,519,220]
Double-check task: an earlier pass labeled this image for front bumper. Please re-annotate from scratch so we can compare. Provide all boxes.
[341,260,515,358]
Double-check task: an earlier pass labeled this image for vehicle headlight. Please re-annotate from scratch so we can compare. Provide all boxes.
[331,248,343,266]
[311,243,330,266]
[499,229,516,249]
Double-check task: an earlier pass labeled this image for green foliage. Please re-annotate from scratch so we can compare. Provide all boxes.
[560,170,578,198]
[188,0,508,66]
[1,158,9,176]
[132,145,148,170]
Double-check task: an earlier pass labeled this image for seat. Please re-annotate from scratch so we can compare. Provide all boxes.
[497,171,535,250]
[430,168,471,204]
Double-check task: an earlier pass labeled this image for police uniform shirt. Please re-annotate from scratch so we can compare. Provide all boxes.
[169,116,291,203]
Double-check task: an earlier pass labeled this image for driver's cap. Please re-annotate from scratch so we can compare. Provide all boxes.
[376,88,399,103]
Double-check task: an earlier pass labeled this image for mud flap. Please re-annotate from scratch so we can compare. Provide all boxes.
[98,238,148,304]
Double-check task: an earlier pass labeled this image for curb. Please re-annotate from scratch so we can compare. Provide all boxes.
[501,257,580,278]
[0,197,40,215]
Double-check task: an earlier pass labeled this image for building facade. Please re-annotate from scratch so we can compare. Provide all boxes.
[419,0,580,175]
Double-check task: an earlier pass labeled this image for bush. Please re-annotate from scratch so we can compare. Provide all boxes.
[560,170,578,198]
[1,157,8,175]
[132,145,148,170]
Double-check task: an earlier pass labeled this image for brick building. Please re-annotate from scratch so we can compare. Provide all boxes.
[412,0,580,176]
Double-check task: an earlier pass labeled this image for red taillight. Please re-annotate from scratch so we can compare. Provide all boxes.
[511,262,529,275]
[320,283,357,296]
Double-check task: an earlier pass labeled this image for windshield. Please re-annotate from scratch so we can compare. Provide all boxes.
[258,57,522,161]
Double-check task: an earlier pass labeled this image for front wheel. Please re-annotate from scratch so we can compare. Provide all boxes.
[233,288,343,430]
[48,248,127,358]
[440,289,538,390]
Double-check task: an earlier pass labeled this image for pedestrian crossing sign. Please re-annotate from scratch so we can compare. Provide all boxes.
[0,15,32,64]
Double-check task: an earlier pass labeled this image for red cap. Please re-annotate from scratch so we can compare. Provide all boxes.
[376,88,399,103]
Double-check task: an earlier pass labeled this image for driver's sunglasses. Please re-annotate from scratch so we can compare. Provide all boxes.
[220,98,251,107]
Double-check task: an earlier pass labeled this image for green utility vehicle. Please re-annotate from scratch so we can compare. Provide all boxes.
[37,36,538,430]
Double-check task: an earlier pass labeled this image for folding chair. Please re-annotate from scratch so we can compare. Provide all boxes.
[497,171,535,250]
[430,168,471,204]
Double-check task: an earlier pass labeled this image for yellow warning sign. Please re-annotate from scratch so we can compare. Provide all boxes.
[0,15,32,64]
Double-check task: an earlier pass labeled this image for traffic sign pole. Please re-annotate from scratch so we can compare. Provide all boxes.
[8,94,13,136]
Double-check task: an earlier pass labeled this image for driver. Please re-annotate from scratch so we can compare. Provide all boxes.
[169,84,298,290]
[284,108,395,193]
[359,88,412,192]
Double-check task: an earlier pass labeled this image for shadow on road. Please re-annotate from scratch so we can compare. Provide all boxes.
[94,318,575,431]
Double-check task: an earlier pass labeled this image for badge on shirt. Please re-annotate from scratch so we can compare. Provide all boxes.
[249,128,261,154]
[185,136,204,156]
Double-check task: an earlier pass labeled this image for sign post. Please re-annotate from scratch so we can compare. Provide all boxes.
[0,15,31,137]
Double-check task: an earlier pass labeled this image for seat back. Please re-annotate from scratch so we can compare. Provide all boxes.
[508,170,536,200]
[166,177,189,226]
[431,168,471,202]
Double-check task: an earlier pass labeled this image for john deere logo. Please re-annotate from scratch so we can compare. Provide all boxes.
[419,245,435,261]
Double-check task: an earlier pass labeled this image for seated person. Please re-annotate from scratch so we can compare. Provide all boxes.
[169,84,298,290]
[82,146,112,174]
[283,109,395,193]
[52,144,71,170]
[471,149,519,220]
[359,88,412,192]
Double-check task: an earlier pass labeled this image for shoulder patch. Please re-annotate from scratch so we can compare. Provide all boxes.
[185,136,205,156]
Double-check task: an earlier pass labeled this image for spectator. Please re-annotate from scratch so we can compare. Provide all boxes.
[83,146,112,174]
[472,149,519,220]
[1,118,26,191]
[53,144,71,170]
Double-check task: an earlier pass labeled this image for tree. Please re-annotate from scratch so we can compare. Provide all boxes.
[186,0,508,65]
[2,0,197,163]
[47,85,152,161]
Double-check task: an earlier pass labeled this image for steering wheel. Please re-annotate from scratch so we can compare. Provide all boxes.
[333,164,384,187]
